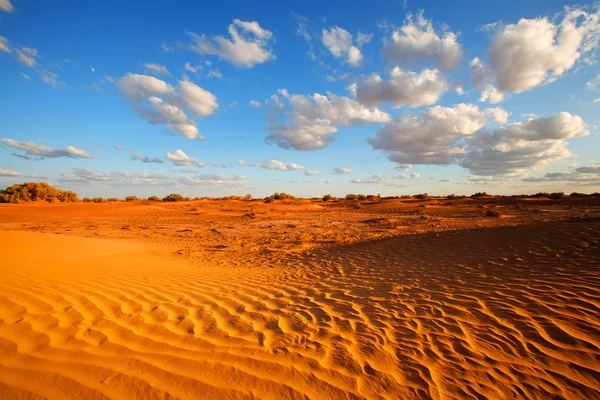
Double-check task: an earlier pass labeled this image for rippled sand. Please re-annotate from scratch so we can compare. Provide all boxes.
[0,202,599,399]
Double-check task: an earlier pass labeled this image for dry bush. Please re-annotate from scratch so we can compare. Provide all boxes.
[92,197,105,203]
[415,193,428,200]
[147,196,161,201]
[106,197,119,202]
[323,194,333,201]
[0,182,79,204]
[471,192,488,198]
[485,209,502,218]
[162,193,186,202]
[351,201,362,209]
[125,196,139,201]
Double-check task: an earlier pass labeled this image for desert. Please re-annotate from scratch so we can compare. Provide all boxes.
[1,189,599,399]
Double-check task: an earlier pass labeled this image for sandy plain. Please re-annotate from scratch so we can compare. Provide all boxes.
[0,196,599,399]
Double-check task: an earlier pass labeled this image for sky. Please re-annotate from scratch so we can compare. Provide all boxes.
[1,0,599,198]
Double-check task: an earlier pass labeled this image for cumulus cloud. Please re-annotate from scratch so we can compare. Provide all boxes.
[144,63,171,77]
[166,149,205,167]
[333,167,353,175]
[369,103,503,165]
[355,67,448,108]
[117,73,174,101]
[256,158,304,171]
[61,168,116,183]
[266,89,390,151]
[40,70,60,87]
[486,7,600,94]
[393,173,421,179]
[117,74,217,140]
[381,11,463,70]
[130,152,163,164]
[470,57,504,103]
[0,169,22,177]
[206,70,223,79]
[394,164,413,171]
[1,138,93,159]
[235,158,246,165]
[370,105,588,176]
[188,19,274,68]
[0,0,14,12]
[322,26,366,66]
[179,173,247,187]
[184,62,200,73]
[461,112,589,175]
[249,100,262,108]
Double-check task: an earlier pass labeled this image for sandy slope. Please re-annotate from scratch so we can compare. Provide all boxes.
[1,216,599,399]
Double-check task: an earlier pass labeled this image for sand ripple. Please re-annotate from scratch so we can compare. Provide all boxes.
[0,221,599,399]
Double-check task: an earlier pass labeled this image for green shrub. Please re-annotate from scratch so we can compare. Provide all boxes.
[272,192,294,200]
[162,193,186,202]
[356,194,367,201]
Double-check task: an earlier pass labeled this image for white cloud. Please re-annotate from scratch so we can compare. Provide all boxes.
[249,100,262,108]
[369,103,502,165]
[206,70,223,79]
[393,173,421,179]
[117,74,217,140]
[256,158,304,171]
[0,36,9,52]
[1,138,93,159]
[356,32,374,48]
[117,73,175,101]
[16,47,37,67]
[114,145,122,150]
[304,170,320,176]
[177,79,218,117]
[0,0,14,12]
[487,7,600,93]
[355,67,448,108]
[184,62,199,73]
[130,152,163,163]
[40,70,60,87]
[235,158,246,165]
[461,112,589,175]
[0,169,22,177]
[522,171,600,185]
[161,43,174,53]
[144,63,171,77]
[266,90,390,151]
[394,164,413,171]
[588,73,600,90]
[381,11,463,70]
[166,149,205,167]
[333,166,353,175]
[20,73,31,81]
[351,174,388,184]
[470,57,504,103]
[188,19,274,68]
[322,26,365,66]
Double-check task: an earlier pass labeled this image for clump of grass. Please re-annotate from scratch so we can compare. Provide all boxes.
[323,194,333,201]
[147,196,161,201]
[419,214,430,220]
[92,197,106,203]
[125,196,139,201]
[415,193,428,200]
[471,192,488,198]
[485,209,502,218]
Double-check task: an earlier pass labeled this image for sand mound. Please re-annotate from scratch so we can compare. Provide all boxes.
[1,219,599,399]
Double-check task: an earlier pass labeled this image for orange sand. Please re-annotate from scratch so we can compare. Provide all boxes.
[0,199,599,399]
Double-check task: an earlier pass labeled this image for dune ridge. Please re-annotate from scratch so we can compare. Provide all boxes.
[1,219,599,399]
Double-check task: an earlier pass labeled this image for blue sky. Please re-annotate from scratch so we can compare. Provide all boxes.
[1,0,599,198]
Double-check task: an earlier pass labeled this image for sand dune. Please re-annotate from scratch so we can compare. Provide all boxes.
[1,214,599,399]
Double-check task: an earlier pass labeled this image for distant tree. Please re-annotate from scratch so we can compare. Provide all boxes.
[323,194,333,201]
[162,193,186,202]
[125,196,139,201]
[147,196,161,201]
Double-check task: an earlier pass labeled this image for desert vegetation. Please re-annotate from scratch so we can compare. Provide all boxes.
[0,182,78,204]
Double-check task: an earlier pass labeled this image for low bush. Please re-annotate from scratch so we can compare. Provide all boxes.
[125,196,139,201]
[323,194,333,201]
[548,192,565,199]
[0,182,79,204]
[162,193,186,202]
[92,197,105,203]
[147,196,161,201]
[471,192,488,198]
[419,214,430,220]
[106,197,119,202]
[485,209,502,218]
[415,193,428,200]
[350,201,362,209]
